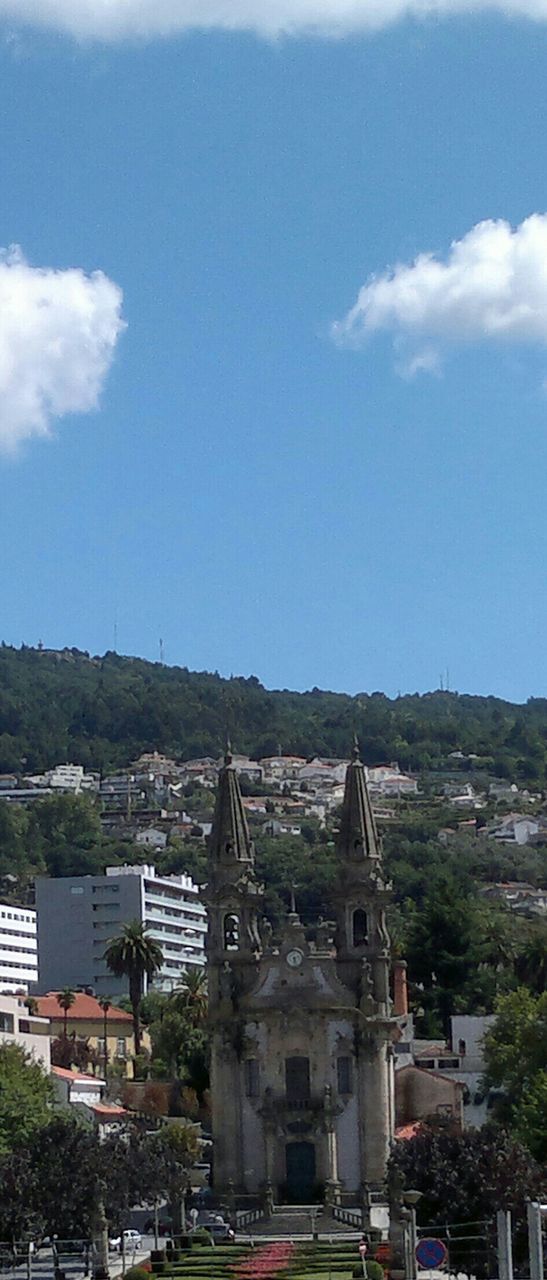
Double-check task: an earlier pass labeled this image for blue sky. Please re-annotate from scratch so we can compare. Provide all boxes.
[1,10,547,701]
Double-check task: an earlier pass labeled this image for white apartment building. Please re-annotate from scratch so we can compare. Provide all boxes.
[0,992,51,1068]
[106,863,207,991]
[0,904,38,993]
[47,763,98,792]
[36,863,206,998]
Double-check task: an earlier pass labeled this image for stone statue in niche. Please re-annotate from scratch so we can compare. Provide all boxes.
[316,916,332,949]
[359,957,376,1016]
[219,961,234,1002]
[260,916,273,949]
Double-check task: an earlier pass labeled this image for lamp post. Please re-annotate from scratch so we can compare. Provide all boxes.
[402,1191,422,1280]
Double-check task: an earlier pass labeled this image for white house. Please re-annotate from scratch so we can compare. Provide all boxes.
[394,1012,495,1129]
[366,764,418,797]
[51,1066,129,1135]
[488,814,540,845]
[0,993,51,1069]
[136,826,168,850]
[263,817,302,837]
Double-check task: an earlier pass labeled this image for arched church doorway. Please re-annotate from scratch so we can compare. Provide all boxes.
[285,1141,316,1203]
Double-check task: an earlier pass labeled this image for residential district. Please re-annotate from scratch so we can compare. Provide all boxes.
[0,743,545,1280]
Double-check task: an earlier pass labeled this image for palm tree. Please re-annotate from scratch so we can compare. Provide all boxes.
[515,923,547,994]
[57,988,76,1040]
[170,967,208,1026]
[104,922,163,1056]
[98,996,111,1078]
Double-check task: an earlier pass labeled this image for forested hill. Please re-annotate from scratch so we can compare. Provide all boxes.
[1,643,547,781]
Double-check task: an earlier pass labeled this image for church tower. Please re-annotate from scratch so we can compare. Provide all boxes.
[205,746,263,1188]
[333,737,396,1187]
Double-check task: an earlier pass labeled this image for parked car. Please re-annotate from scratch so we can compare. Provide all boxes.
[190,1217,234,1244]
[209,1222,235,1244]
[108,1230,142,1253]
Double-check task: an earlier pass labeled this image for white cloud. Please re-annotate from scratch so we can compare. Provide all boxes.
[3,0,547,39]
[0,247,125,452]
[333,214,547,373]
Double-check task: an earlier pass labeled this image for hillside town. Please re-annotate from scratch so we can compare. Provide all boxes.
[0,743,544,1169]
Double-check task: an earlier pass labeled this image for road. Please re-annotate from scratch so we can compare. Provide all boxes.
[0,1238,155,1280]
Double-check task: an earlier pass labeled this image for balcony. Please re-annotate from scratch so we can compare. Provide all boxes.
[261,1093,324,1117]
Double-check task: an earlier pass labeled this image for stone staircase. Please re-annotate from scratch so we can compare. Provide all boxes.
[243,1204,362,1239]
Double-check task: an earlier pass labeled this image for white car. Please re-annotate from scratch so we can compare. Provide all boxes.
[108,1230,142,1253]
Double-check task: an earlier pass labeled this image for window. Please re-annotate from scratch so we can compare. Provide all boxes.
[18,1019,30,1033]
[244,1059,260,1098]
[116,1038,127,1059]
[337,1057,352,1095]
[70,887,84,896]
[437,1058,459,1070]
[419,1059,435,1069]
[352,909,368,947]
[97,1037,106,1055]
[0,1013,14,1033]
[285,1056,310,1102]
[223,914,240,951]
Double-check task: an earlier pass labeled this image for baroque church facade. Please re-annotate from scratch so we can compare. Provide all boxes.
[205,743,398,1207]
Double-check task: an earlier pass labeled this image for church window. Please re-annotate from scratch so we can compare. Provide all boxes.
[352,909,368,947]
[223,913,240,950]
[244,1059,260,1098]
[337,1056,352,1095]
[285,1056,310,1102]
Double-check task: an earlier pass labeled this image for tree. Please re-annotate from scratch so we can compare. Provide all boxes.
[27,794,106,878]
[0,1117,183,1243]
[482,988,547,1133]
[51,1034,98,1073]
[0,1044,52,1154]
[514,921,547,994]
[170,968,208,1025]
[104,922,163,1055]
[513,1070,547,1163]
[57,987,76,1040]
[98,996,111,1077]
[152,1122,202,1233]
[389,1123,544,1240]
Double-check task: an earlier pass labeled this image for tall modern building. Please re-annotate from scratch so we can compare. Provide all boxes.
[206,742,397,1213]
[35,864,206,997]
[0,904,38,994]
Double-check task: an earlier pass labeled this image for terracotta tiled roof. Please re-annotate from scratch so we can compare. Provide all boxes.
[36,993,133,1023]
[395,1122,422,1140]
[51,1066,101,1082]
[90,1102,128,1117]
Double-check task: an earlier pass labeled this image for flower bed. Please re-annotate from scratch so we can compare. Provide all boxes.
[230,1243,295,1279]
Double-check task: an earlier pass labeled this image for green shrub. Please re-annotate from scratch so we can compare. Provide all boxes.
[124,1269,151,1280]
[189,1229,213,1247]
[366,1260,384,1280]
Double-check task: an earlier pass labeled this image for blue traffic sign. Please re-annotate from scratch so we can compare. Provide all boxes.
[415,1238,448,1270]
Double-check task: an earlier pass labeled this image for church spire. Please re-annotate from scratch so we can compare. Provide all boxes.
[208,744,255,866]
[336,735,380,862]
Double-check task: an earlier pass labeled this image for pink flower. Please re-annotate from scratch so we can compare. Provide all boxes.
[231,1242,295,1279]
